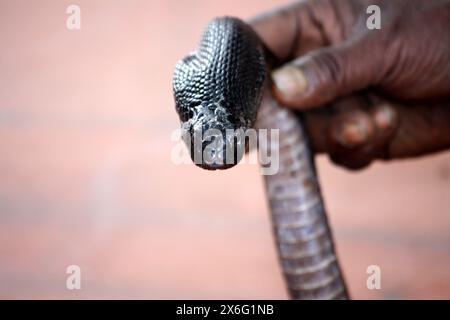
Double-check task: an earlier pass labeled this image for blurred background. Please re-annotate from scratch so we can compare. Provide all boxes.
[0,0,449,299]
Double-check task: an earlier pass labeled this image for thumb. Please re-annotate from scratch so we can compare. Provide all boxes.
[271,38,380,110]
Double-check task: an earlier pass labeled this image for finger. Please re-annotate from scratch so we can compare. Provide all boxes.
[327,96,378,170]
[271,35,382,110]
[306,94,450,170]
[249,0,351,61]
[384,100,450,159]
[304,94,398,170]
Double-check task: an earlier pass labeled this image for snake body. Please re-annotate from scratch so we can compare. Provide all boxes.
[173,17,348,299]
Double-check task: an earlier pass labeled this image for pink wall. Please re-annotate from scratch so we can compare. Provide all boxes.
[0,0,449,299]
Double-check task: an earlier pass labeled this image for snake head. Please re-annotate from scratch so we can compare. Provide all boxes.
[176,98,251,170]
[173,17,266,170]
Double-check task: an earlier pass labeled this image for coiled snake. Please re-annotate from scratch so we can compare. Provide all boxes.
[173,17,349,300]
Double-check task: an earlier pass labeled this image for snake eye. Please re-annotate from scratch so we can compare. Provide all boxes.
[184,101,201,119]
[226,114,236,124]
[189,101,201,109]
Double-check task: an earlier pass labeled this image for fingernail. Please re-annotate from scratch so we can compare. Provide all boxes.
[337,121,368,147]
[271,66,308,98]
[374,105,395,130]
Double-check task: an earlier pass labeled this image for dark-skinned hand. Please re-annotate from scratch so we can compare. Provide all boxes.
[250,0,450,169]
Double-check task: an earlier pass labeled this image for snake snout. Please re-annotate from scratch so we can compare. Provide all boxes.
[182,114,248,170]
[178,100,249,170]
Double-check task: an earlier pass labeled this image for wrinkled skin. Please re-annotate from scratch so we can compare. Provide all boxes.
[250,0,450,169]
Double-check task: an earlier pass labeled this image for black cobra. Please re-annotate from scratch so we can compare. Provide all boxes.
[173,17,349,300]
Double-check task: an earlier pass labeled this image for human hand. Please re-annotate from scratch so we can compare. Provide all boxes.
[251,0,450,169]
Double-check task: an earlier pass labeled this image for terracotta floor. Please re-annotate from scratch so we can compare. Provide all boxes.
[0,0,449,299]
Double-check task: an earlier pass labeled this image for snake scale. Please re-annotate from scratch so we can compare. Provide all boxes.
[173,17,349,300]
